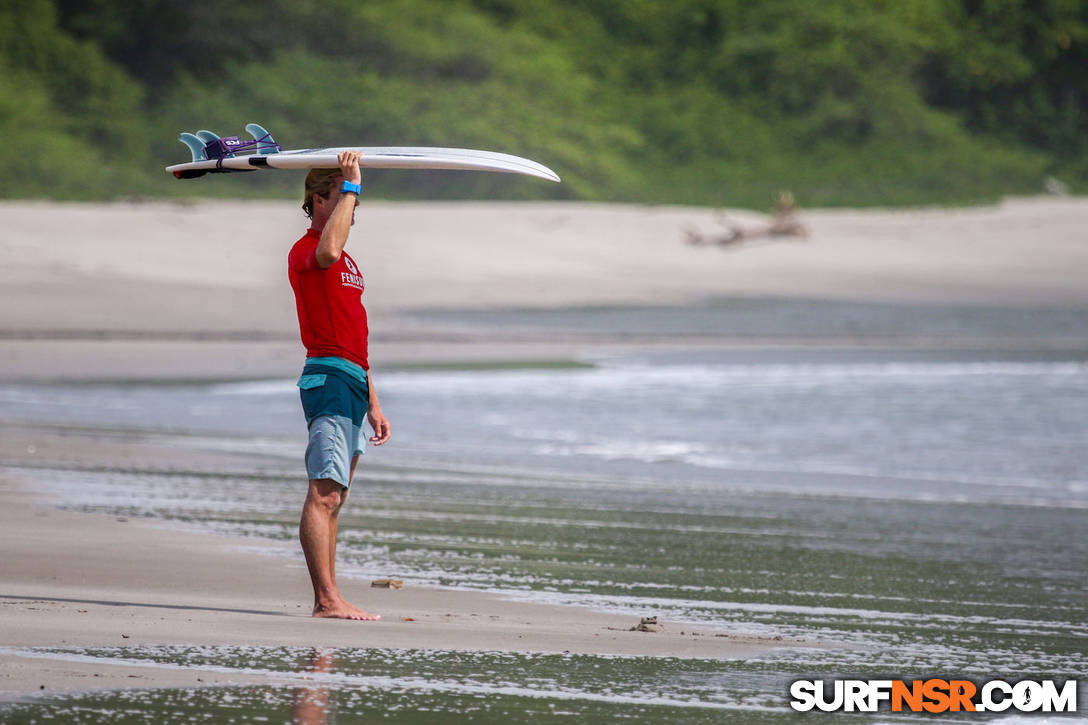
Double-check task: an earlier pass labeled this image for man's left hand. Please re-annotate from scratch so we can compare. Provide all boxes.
[368,407,391,446]
[338,150,362,186]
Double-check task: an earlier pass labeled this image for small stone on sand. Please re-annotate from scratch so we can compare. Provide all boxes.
[371,579,404,589]
[631,616,664,633]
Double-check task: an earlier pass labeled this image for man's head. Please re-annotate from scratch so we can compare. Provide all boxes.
[302,168,359,229]
[302,168,342,220]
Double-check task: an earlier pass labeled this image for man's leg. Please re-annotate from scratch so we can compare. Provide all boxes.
[327,455,360,585]
[299,474,378,620]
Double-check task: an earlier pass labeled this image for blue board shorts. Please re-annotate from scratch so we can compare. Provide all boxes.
[297,357,369,488]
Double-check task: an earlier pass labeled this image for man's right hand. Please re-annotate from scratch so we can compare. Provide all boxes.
[338,151,362,186]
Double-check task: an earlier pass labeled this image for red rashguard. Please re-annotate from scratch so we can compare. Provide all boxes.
[288,228,369,370]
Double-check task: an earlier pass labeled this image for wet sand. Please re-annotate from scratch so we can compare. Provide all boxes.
[0,424,804,698]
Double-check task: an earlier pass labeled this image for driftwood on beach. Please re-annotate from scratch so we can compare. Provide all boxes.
[686,191,810,249]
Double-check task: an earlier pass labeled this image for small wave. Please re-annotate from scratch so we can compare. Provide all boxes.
[532,439,709,463]
[376,360,1088,397]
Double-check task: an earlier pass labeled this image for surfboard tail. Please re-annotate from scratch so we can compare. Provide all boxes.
[245,123,279,154]
[178,133,207,162]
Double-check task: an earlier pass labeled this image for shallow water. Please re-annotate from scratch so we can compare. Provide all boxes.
[399,297,1088,341]
[1,302,1086,719]
[4,348,1087,504]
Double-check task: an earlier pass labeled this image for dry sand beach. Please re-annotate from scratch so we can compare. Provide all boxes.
[3,197,1087,382]
[1,198,1086,719]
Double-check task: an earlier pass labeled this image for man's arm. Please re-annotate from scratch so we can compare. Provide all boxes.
[315,151,363,269]
[367,372,391,445]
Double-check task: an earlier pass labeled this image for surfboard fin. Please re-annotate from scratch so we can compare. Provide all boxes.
[178,133,207,162]
[245,123,278,154]
[197,129,238,160]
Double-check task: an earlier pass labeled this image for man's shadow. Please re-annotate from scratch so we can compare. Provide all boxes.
[0,593,289,617]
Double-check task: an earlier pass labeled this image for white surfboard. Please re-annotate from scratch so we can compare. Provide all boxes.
[167,124,559,182]
[166,125,559,185]
[166,146,560,182]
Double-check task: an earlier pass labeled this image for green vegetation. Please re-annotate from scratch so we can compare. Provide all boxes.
[1,0,1084,206]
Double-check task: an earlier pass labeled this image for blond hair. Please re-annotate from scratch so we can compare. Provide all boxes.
[301,168,342,219]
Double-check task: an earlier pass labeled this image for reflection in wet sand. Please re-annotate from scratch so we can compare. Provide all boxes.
[291,648,333,725]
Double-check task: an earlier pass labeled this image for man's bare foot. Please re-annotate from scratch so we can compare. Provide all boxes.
[312,599,380,621]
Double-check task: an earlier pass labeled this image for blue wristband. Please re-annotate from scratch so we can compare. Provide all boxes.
[340,180,361,195]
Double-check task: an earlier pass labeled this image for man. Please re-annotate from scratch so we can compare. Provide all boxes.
[288,151,390,620]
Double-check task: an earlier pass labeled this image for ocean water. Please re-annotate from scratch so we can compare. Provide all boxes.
[1,303,1086,721]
